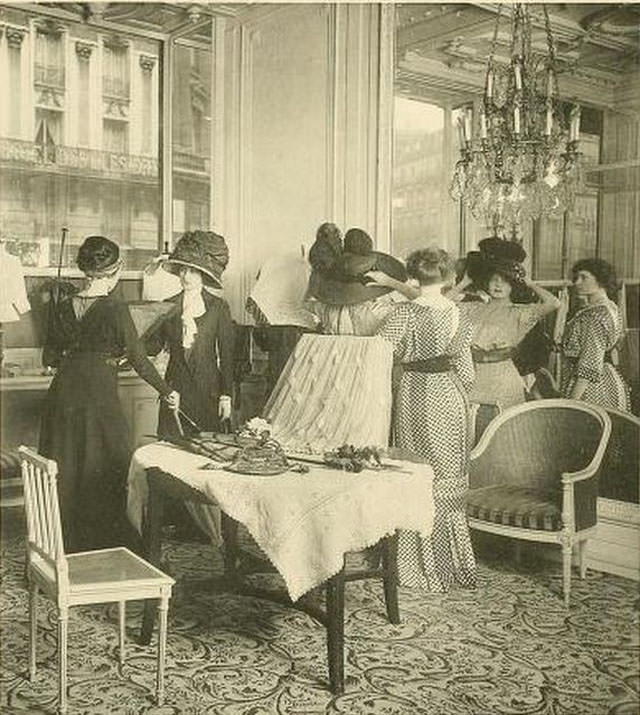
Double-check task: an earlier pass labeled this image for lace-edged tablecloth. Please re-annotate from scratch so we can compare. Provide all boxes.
[127,442,435,601]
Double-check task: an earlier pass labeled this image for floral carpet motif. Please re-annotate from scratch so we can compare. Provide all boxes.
[1,524,638,715]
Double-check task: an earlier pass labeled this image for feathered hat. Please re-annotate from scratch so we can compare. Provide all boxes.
[164,230,229,288]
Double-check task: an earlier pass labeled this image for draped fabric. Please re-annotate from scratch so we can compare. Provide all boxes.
[264,334,394,454]
[127,442,435,601]
[180,288,206,349]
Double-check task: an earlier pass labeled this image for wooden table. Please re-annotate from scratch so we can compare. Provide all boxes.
[128,443,434,694]
[137,466,399,694]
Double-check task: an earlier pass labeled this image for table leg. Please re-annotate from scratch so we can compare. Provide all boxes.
[381,532,400,624]
[325,566,346,695]
[221,513,239,586]
[140,471,165,646]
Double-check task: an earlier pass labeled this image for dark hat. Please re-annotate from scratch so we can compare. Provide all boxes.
[466,237,527,285]
[76,235,123,277]
[478,237,526,264]
[308,223,342,274]
[308,226,407,306]
[340,228,377,276]
[164,230,229,288]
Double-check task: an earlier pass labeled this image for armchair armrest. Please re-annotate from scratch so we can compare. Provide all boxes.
[561,409,611,486]
[563,466,601,532]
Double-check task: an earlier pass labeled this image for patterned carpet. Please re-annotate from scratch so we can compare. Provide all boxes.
[1,514,638,715]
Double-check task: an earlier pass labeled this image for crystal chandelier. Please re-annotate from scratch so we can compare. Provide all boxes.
[450,3,585,239]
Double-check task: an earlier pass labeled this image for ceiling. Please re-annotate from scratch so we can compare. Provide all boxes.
[396,3,640,109]
[9,2,247,42]
[8,2,640,109]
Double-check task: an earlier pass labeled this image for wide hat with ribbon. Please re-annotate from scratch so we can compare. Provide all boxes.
[308,227,407,306]
[163,230,229,288]
[466,236,527,284]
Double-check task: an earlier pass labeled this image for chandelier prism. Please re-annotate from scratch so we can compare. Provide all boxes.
[450,3,585,239]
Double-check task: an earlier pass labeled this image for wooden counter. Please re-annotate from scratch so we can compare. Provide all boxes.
[1,372,158,450]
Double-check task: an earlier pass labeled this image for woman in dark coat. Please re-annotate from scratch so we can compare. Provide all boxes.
[40,236,179,553]
[146,231,234,439]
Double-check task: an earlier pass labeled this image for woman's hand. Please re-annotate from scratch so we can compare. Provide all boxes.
[165,390,180,411]
[218,395,232,421]
[524,278,561,311]
[365,270,396,288]
[365,270,420,300]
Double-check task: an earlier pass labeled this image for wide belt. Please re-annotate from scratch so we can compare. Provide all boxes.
[471,347,514,364]
[402,356,453,373]
[61,351,121,368]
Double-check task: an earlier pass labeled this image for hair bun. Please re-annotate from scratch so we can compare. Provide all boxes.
[421,247,443,267]
[406,246,452,284]
[76,235,121,276]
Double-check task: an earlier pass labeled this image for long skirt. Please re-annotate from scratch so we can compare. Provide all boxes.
[39,355,140,553]
[394,371,477,592]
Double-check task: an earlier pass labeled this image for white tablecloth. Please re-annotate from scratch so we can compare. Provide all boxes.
[127,442,435,601]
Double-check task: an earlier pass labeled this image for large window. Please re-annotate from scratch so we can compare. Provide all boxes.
[392,95,604,279]
[532,108,602,280]
[171,40,212,244]
[0,10,161,270]
[391,98,459,261]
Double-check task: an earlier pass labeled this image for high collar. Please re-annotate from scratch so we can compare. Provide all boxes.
[414,283,448,307]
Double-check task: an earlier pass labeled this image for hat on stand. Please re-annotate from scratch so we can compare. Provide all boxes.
[308,227,407,306]
[164,230,229,288]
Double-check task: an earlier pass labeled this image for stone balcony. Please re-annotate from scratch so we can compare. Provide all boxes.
[0,137,158,180]
[0,137,214,182]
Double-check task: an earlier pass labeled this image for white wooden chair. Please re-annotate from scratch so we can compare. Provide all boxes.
[19,446,175,714]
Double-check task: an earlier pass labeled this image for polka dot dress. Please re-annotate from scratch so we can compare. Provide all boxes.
[377,298,477,592]
[561,300,630,411]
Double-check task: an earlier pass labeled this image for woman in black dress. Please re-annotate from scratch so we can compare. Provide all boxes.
[40,236,179,552]
[146,231,234,439]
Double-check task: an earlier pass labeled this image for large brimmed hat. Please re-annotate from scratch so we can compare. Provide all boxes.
[308,227,407,306]
[466,237,527,284]
[164,230,229,288]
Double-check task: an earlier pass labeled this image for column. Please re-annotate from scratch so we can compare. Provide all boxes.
[75,41,92,147]
[6,27,26,138]
[139,54,156,155]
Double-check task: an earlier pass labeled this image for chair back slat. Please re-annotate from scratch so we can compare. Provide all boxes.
[33,466,51,554]
[19,447,67,581]
[22,461,37,541]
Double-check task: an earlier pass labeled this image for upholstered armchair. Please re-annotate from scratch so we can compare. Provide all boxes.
[466,399,611,606]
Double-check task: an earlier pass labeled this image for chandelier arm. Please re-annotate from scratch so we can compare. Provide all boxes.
[486,3,502,77]
[543,4,562,111]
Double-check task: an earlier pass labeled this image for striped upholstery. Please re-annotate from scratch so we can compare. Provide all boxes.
[1,449,21,478]
[1,448,24,507]
[466,485,563,531]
